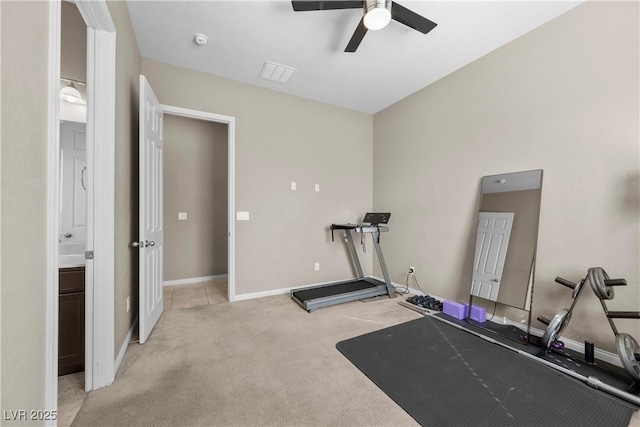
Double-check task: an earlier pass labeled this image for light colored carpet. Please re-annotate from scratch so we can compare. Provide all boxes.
[72,294,422,426]
[71,293,640,426]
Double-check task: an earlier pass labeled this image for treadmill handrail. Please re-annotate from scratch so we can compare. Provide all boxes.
[330,223,389,232]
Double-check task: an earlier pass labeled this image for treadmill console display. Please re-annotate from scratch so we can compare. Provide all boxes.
[363,212,391,225]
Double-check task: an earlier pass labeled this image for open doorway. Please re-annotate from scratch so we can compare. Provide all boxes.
[136,82,236,343]
[162,115,229,310]
[47,0,116,420]
[57,4,88,422]
[158,104,236,306]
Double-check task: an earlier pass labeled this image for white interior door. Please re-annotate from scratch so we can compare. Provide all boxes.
[471,212,515,301]
[138,75,164,344]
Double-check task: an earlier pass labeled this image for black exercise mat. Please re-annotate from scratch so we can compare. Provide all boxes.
[337,316,637,427]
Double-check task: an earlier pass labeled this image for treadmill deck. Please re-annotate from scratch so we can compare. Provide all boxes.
[291,277,388,312]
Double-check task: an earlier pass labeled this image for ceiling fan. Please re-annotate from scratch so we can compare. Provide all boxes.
[291,0,437,52]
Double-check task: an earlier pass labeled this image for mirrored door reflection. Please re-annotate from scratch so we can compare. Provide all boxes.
[470,170,543,312]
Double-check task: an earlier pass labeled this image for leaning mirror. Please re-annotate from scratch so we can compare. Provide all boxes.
[468,170,543,340]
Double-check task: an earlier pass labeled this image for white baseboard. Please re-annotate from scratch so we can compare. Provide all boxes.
[114,315,138,376]
[234,286,293,301]
[163,274,228,287]
[369,275,447,302]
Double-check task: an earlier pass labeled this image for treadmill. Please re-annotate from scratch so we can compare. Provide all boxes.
[291,213,396,312]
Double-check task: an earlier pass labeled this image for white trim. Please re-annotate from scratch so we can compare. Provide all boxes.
[234,286,293,302]
[160,104,237,303]
[114,315,138,375]
[73,0,115,32]
[46,2,62,420]
[368,275,446,302]
[85,23,116,390]
[227,119,236,302]
[163,274,228,287]
[83,26,96,394]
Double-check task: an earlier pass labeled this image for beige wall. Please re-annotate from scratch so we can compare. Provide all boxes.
[60,2,86,83]
[141,59,374,295]
[60,2,87,123]
[106,0,141,358]
[163,115,228,281]
[373,1,639,352]
[1,0,49,419]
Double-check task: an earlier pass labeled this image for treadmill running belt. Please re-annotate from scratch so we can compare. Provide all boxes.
[292,280,376,302]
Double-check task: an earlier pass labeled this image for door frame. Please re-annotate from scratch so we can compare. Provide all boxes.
[46,0,116,415]
[161,104,236,301]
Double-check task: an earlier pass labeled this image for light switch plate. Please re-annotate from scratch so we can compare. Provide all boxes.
[236,211,250,221]
[178,212,187,221]
[291,181,297,190]
[315,184,320,192]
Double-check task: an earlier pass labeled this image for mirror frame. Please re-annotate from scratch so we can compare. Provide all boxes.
[467,169,543,344]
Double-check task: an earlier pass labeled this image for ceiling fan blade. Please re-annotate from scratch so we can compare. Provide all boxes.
[291,1,363,12]
[391,2,437,34]
[344,17,368,52]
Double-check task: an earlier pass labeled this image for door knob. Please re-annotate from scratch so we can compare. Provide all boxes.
[146,240,156,247]
[64,233,72,238]
[132,241,143,248]
[491,278,499,282]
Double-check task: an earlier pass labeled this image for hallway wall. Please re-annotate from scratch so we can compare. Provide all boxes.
[163,115,228,281]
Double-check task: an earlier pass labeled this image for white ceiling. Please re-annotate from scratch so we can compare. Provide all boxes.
[126,0,583,114]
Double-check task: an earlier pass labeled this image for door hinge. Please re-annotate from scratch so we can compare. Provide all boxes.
[85,250,94,260]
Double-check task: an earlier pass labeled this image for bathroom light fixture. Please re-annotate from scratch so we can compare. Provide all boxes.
[363,0,392,30]
[60,78,86,105]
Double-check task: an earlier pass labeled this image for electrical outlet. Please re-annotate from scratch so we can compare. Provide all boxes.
[408,266,415,274]
[127,296,130,312]
[314,262,320,271]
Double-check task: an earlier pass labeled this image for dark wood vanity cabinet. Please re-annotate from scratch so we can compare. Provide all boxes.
[58,267,85,376]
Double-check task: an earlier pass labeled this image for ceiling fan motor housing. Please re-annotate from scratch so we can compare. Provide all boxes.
[363,0,392,30]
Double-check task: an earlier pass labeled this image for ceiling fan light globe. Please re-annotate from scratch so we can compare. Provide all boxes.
[364,7,391,30]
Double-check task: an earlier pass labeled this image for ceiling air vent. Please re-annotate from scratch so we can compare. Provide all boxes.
[259,61,296,84]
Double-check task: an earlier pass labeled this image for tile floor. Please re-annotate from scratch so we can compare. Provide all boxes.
[57,372,85,426]
[164,279,228,311]
[57,279,228,425]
